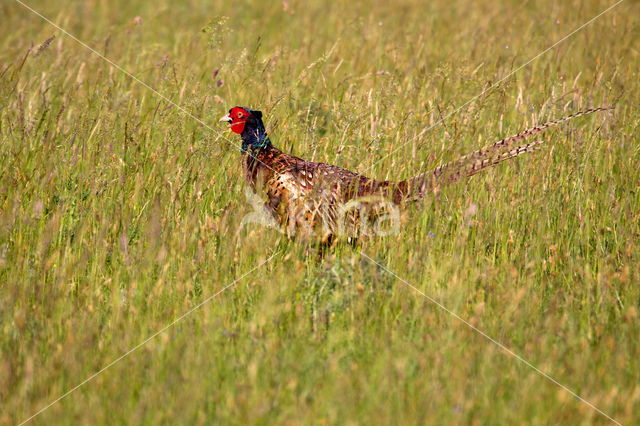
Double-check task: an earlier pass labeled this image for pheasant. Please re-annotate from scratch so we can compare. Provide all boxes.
[219,106,610,240]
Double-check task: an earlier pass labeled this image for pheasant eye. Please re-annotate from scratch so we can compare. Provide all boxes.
[236,112,244,118]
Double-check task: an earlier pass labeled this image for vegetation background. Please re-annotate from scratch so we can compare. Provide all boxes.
[1,0,639,423]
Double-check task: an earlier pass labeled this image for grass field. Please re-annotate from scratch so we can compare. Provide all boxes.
[1,0,639,424]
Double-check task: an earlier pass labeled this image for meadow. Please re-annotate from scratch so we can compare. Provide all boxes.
[1,0,639,424]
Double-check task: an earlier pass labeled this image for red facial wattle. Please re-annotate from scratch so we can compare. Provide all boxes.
[230,120,246,134]
[220,107,251,134]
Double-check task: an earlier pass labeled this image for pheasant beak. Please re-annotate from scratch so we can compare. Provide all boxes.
[219,114,232,123]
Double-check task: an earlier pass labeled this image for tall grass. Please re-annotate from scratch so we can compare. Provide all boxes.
[1,0,639,423]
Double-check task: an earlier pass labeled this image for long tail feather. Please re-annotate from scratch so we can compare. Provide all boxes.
[396,107,611,202]
[481,106,612,155]
[454,140,545,181]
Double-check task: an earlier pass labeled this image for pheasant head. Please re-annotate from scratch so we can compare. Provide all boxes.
[220,106,270,152]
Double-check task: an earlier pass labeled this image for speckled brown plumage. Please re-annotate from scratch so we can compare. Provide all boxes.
[221,106,611,240]
[242,143,396,239]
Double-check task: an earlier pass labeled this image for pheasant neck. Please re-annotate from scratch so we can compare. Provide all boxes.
[241,125,271,154]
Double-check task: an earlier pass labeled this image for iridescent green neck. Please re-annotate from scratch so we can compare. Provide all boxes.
[241,120,271,153]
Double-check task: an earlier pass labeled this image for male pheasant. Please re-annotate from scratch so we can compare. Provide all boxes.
[220,106,610,240]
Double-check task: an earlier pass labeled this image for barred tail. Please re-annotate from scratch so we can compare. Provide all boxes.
[395,107,612,202]
[451,140,545,181]
[480,106,612,155]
